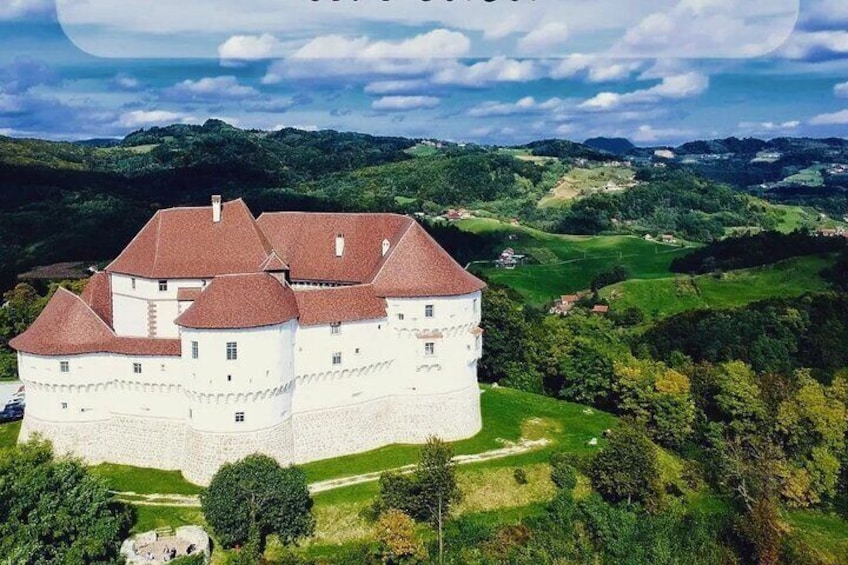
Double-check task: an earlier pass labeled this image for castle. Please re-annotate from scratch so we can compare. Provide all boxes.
[10,198,485,484]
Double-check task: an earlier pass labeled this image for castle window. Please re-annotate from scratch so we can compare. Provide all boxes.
[226,342,238,360]
[425,304,434,318]
[227,375,232,382]
[332,352,342,366]
[191,341,199,359]
[473,298,478,313]
[61,402,68,409]
[131,277,136,290]
[133,362,142,374]
[476,336,481,350]
[189,409,192,419]
[425,342,435,356]
[397,313,405,321]
[158,280,168,292]
[235,411,245,423]
[60,361,69,373]
[330,322,341,335]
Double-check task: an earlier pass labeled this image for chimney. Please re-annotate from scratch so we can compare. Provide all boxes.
[335,234,345,257]
[382,238,390,257]
[212,195,222,223]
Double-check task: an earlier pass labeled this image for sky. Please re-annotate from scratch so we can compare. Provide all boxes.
[0,0,846,145]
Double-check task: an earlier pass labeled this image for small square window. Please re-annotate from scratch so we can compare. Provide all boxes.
[330,322,341,335]
[227,375,232,382]
[191,341,199,359]
[131,277,136,290]
[425,304,434,318]
[226,342,238,360]
[158,280,168,292]
[332,352,342,365]
[60,361,69,373]
[425,342,435,356]
[61,402,68,409]
[355,348,361,354]
[235,411,245,423]
[397,313,405,321]
[133,362,142,374]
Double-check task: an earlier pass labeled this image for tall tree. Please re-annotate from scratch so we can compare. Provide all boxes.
[201,454,314,555]
[0,438,131,564]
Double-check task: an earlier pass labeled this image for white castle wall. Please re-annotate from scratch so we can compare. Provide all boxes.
[16,291,484,485]
[111,274,206,338]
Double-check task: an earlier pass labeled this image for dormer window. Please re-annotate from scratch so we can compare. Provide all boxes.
[60,361,69,373]
[425,304,434,318]
[335,234,345,257]
[158,280,168,292]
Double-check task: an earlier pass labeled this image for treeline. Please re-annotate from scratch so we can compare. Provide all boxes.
[670,230,847,274]
[552,169,777,241]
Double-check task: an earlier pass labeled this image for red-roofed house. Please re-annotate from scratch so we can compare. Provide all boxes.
[10,197,484,484]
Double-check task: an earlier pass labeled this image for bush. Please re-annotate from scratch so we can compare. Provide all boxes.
[376,509,427,564]
[169,555,205,565]
[588,426,663,509]
[513,468,528,485]
[550,452,579,491]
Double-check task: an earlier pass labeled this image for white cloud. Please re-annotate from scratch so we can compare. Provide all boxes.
[118,110,197,128]
[517,22,569,54]
[364,80,432,95]
[292,29,470,59]
[272,123,319,132]
[631,124,694,143]
[613,0,798,58]
[580,72,709,110]
[371,96,440,112]
[113,74,140,90]
[738,120,800,131]
[468,96,564,118]
[218,33,283,60]
[0,0,52,20]
[549,55,642,82]
[836,81,848,98]
[809,109,848,125]
[778,31,848,61]
[167,76,259,100]
[432,57,542,87]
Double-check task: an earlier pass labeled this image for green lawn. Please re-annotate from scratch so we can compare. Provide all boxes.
[0,420,20,449]
[90,463,203,495]
[601,255,833,322]
[787,510,848,564]
[460,218,692,305]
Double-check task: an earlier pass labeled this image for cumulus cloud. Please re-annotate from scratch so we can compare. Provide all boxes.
[517,22,569,55]
[779,31,848,61]
[549,55,642,83]
[292,29,470,59]
[218,33,283,61]
[630,124,695,143]
[738,120,801,133]
[580,72,709,110]
[468,96,564,118]
[432,57,542,87]
[118,110,197,128]
[371,96,440,112]
[0,0,52,20]
[809,109,848,125]
[112,74,141,91]
[0,58,58,94]
[364,80,432,95]
[165,76,259,100]
[836,81,848,98]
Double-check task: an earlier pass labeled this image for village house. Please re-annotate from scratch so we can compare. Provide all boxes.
[10,197,485,485]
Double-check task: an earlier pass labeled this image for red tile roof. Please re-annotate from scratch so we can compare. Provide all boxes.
[372,222,486,298]
[176,273,298,329]
[591,305,610,314]
[177,287,203,301]
[10,288,180,357]
[107,199,273,279]
[257,212,412,284]
[80,271,113,327]
[294,285,386,326]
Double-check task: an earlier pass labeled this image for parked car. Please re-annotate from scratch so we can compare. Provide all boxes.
[0,404,23,423]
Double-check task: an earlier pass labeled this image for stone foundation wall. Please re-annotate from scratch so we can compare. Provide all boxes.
[19,385,482,486]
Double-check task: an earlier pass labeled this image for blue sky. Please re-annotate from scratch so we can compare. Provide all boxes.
[0,0,846,145]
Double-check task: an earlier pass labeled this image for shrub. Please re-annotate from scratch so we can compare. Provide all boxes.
[513,468,528,485]
[376,509,427,564]
[550,452,579,491]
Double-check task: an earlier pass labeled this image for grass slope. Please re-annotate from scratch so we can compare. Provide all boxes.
[460,218,692,305]
[0,420,20,449]
[539,165,636,207]
[601,255,833,322]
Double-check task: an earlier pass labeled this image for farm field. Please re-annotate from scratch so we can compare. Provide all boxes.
[601,254,834,322]
[459,218,692,305]
[538,165,636,207]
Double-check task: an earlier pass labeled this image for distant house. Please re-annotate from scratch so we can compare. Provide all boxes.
[549,293,586,316]
[654,149,676,160]
[495,248,526,269]
[445,209,463,221]
[643,234,655,241]
[816,227,845,237]
[661,234,677,244]
[510,218,521,227]
[591,305,610,315]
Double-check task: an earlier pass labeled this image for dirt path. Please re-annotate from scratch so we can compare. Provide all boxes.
[112,438,551,507]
